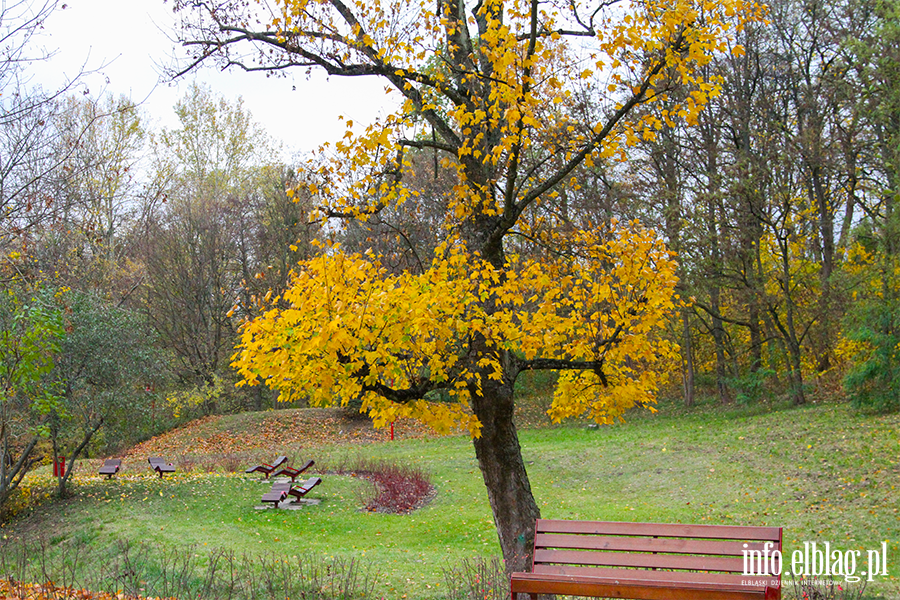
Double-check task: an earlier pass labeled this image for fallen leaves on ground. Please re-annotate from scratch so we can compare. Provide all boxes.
[126,408,439,459]
[0,580,172,600]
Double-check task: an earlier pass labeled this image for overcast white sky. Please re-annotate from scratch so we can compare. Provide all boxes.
[34,0,394,157]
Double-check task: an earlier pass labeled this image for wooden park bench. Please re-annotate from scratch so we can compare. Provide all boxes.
[148,456,176,478]
[260,476,323,508]
[98,458,121,479]
[272,458,314,482]
[245,455,288,479]
[510,519,782,600]
[288,476,321,500]
[260,481,291,508]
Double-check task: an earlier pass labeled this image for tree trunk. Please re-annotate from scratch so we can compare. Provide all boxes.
[698,114,733,404]
[782,301,807,406]
[253,385,264,412]
[787,343,806,405]
[0,435,40,508]
[57,418,104,499]
[469,362,540,574]
[681,308,695,407]
[773,238,806,406]
[708,280,733,404]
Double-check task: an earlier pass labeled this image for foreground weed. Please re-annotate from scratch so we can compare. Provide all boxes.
[0,536,376,600]
[441,556,508,600]
[786,575,869,600]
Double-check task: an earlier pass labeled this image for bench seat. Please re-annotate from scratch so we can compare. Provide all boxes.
[288,476,322,500]
[512,570,779,600]
[261,489,288,507]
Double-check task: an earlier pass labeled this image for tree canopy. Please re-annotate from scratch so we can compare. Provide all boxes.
[174,0,762,570]
[235,223,679,431]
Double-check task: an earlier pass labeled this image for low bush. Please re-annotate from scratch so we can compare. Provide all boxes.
[159,453,251,474]
[441,556,508,600]
[0,536,375,600]
[218,452,246,473]
[177,453,198,473]
[327,456,433,514]
[785,575,869,600]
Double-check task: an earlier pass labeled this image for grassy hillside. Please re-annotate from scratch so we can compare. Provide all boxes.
[3,399,898,599]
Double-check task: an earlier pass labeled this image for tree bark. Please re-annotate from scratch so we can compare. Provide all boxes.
[469,357,540,574]
[772,237,807,405]
[711,294,733,404]
[681,308,695,407]
[56,418,104,499]
[0,435,40,508]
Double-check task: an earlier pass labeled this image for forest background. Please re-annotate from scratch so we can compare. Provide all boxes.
[1,0,899,520]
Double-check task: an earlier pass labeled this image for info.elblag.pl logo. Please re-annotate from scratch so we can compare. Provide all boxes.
[743,541,890,583]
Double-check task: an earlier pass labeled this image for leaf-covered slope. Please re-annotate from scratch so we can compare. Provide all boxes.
[125,408,433,458]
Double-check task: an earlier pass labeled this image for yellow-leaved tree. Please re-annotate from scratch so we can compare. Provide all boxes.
[174,0,762,571]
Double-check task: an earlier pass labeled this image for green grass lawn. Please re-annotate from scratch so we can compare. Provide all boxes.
[3,400,899,599]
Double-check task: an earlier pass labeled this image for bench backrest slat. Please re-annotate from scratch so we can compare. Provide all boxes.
[537,519,782,542]
[535,549,747,573]
[537,533,774,557]
[531,564,778,589]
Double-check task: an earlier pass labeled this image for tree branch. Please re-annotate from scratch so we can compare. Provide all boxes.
[520,357,609,385]
[518,58,667,209]
[398,138,456,154]
[339,352,450,402]
[486,41,676,252]
[692,300,752,328]
[502,0,540,232]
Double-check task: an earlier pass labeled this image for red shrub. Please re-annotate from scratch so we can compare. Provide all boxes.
[328,457,434,514]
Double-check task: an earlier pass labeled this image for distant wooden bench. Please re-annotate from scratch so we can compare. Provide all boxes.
[510,519,782,600]
[148,456,176,478]
[260,477,323,508]
[273,459,314,482]
[245,455,288,479]
[98,458,121,479]
[261,481,291,508]
[288,476,322,500]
